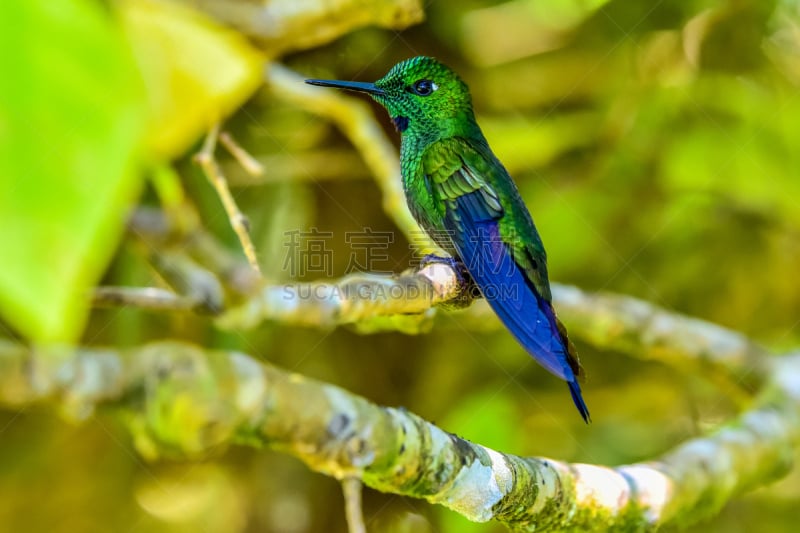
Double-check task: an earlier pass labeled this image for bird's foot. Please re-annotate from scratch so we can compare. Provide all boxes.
[418,254,478,308]
[420,253,462,277]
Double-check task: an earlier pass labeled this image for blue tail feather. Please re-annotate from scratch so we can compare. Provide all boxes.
[568,380,591,424]
[447,193,590,422]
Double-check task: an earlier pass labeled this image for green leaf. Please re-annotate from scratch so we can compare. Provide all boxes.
[0,1,146,341]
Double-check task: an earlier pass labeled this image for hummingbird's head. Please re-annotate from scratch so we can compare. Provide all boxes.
[306,56,476,140]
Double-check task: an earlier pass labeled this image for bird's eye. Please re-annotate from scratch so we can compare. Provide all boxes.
[410,79,437,96]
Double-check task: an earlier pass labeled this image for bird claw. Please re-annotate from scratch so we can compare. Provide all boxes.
[420,254,464,281]
[419,254,478,308]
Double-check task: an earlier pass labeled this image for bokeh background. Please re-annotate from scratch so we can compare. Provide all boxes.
[1,0,799,531]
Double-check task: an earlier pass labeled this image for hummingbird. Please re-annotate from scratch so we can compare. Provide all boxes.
[306,56,590,422]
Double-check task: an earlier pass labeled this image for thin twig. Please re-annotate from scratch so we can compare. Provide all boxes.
[194,123,263,277]
[219,131,264,176]
[92,287,195,312]
[342,477,367,533]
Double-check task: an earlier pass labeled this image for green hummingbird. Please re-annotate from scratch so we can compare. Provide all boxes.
[306,56,589,422]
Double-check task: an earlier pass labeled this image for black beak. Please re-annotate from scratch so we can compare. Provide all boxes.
[305,79,385,96]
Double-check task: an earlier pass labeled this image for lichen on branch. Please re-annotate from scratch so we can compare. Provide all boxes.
[0,340,797,531]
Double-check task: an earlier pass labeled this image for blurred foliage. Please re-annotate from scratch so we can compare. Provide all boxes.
[120,0,265,158]
[1,0,800,532]
[0,0,264,342]
[0,0,145,341]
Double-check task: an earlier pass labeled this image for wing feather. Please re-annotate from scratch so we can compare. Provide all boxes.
[422,138,590,421]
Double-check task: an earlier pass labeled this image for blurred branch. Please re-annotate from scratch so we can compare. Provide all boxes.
[128,208,262,298]
[552,285,770,392]
[0,339,796,530]
[450,285,770,392]
[194,124,263,277]
[219,130,264,176]
[92,286,195,312]
[184,0,424,55]
[150,249,227,314]
[216,268,771,388]
[342,478,366,533]
[119,207,772,386]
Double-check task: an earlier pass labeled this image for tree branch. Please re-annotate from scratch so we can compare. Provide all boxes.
[0,339,796,530]
[215,262,460,331]
[215,265,770,386]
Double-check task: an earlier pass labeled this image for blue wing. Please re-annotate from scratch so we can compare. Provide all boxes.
[444,190,591,423]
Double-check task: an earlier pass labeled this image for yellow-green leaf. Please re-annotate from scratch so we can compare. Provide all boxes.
[119,0,266,159]
[0,0,146,341]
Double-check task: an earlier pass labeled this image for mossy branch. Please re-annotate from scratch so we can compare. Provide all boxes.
[0,339,796,531]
